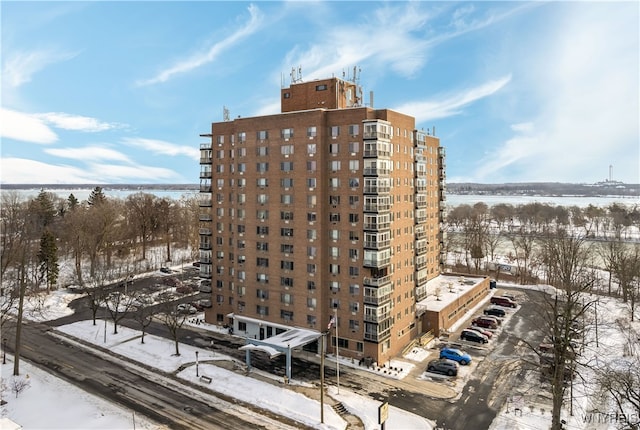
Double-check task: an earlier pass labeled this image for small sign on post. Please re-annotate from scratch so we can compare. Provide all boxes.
[378,401,389,429]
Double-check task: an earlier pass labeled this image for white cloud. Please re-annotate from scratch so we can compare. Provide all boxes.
[0,158,99,184]
[44,146,133,163]
[394,75,512,123]
[35,112,124,132]
[0,157,181,184]
[1,49,77,88]
[510,123,534,133]
[122,137,199,160]
[137,4,262,86]
[473,4,639,183]
[0,108,58,144]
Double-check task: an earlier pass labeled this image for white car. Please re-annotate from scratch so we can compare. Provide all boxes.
[177,303,197,314]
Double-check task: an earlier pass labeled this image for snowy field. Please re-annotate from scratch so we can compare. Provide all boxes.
[1,282,638,429]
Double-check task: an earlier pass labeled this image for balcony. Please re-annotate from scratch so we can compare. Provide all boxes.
[364,201,390,212]
[199,214,212,222]
[364,327,391,343]
[363,167,390,176]
[200,184,212,193]
[363,146,391,158]
[363,220,390,231]
[199,243,212,250]
[415,199,427,209]
[199,228,212,236]
[363,256,391,268]
[200,157,212,164]
[363,239,390,250]
[364,311,390,323]
[363,291,391,306]
[200,170,212,179]
[363,184,391,194]
[363,130,391,140]
[363,275,391,288]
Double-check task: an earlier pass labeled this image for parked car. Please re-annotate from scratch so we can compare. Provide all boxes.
[466,326,493,339]
[177,303,197,314]
[484,306,506,317]
[490,296,518,308]
[160,267,172,274]
[427,358,459,376]
[190,301,205,312]
[460,329,489,344]
[192,261,201,267]
[472,316,498,329]
[198,299,213,308]
[199,283,213,293]
[439,347,472,365]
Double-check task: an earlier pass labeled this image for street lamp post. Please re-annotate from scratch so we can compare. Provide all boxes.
[3,338,7,364]
[196,351,199,377]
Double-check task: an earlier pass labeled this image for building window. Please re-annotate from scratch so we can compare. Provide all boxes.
[257,130,268,140]
[238,132,246,143]
[257,257,269,267]
[349,178,359,188]
[349,249,359,259]
[257,305,269,316]
[307,160,317,171]
[257,146,269,156]
[348,125,359,136]
[307,212,317,222]
[329,264,340,275]
[281,310,294,321]
[256,210,268,220]
[281,261,294,270]
[307,298,317,309]
[281,162,293,172]
[307,246,317,257]
[329,195,340,206]
[281,211,294,221]
[349,213,359,223]
[329,160,341,171]
[330,143,339,154]
[307,195,317,206]
[329,178,340,188]
[330,213,340,222]
[283,92,290,99]
[257,241,269,251]
[330,281,340,292]
[316,84,327,91]
[349,160,359,171]
[307,264,316,274]
[281,144,294,155]
[330,125,340,137]
[281,277,294,287]
[281,178,294,188]
[349,320,360,331]
[257,273,269,283]
[257,226,269,235]
[257,178,268,188]
[307,229,317,240]
[281,194,293,205]
[281,128,294,139]
[307,281,316,290]
[349,284,360,295]
[281,228,294,237]
[307,315,317,326]
[349,266,360,276]
[257,194,268,204]
[349,195,360,206]
[329,229,340,240]
[307,126,317,137]
[330,247,339,258]
[307,178,316,188]
[281,293,294,305]
[257,162,268,172]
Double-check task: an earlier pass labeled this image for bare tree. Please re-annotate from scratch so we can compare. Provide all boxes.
[103,289,137,335]
[126,193,159,261]
[131,292,155,344]
[157,302,188,356]
[611,243,640,320]
[535,228,597,430]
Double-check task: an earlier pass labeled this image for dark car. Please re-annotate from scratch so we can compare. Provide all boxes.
[461,329,489,344]
[466,326,493,339]
[160,267,172,274]
[472,317,498,329]
[427,358,459,376]
[491,296,518,308]
[484,306,506,317]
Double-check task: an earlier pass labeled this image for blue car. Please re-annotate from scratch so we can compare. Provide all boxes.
[439,347,472,365]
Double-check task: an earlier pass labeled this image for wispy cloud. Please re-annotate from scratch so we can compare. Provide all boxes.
[472,4,639,183]
[1,49,78,88]
[0,108,58,144]
[35,112,125,132]
[394,75,512,123]
[0,157,182,184]
[122,137,199,160]
[137,4,262,86]
[44,146,133,163]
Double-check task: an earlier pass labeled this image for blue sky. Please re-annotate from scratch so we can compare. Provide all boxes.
[1,1,638,185]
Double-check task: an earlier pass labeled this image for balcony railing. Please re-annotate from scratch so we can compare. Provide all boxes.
[363,292,391,306]
[364,202,390,212]
[364,327,391,343]
[200,171,212,178]
[363,185,390,194]
[363,256,391,268]
[363,130,391,140]
[363,239,390,249]
[363,147,391,158]
[363,275,391,288]
[363,221,390,231]
[363,167,390,176]
[200,157,212,164]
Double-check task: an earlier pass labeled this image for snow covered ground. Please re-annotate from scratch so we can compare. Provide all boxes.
[1,283,638,429]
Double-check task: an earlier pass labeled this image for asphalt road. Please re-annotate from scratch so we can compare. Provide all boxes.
[4,319,309,430]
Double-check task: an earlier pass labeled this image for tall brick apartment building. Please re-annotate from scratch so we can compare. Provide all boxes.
[198,76,446,363]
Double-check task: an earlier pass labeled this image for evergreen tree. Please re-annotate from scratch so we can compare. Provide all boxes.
[68,193,79,210]
[88,186,107,206]
[34,189,56,228]
[38,229,59,291]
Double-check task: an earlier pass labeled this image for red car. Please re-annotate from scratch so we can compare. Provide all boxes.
[472,317,498,330]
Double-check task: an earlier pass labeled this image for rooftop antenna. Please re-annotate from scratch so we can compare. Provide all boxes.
[223,106,230,122]
[290,66,303,84]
